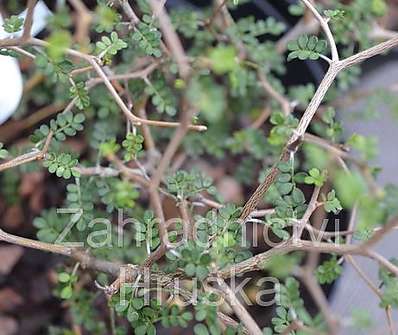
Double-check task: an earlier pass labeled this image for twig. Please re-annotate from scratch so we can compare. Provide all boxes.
[87,62,159,85]
[218,231,398,279]
[298,268,339,334]
[385,306,396,335]
[0,227,71,256]
[295,186,321,239]
[216,277,263,335]
[250,107,272,129]
[67,0,92,45]
[258,72,291,115]
[144,96,197,266]
[206,0,228,28]
[346,256,382,298]
[8,46,36,59]
[119,0,140,25]
[0,131,53,172]
[148,0,191,80]
[75,166,120,177]
[89,59,205,131]
[179,199,193,240]
[137,103,158,155]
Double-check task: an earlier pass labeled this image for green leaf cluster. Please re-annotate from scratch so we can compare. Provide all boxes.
[167,241,212,280]
[145,75,177,116]
[2,15,23,33]
[99,138,120,157]
[122,133,144,161]
[57,271,78,300]
[315,256,343,284]
[287,35,327,61]
[193,293,224,335]
[112,289,159,335]
[43,152,80,179]
[378,258,398,308]
[170,9,202,38]
[96,31,127,60]
[66,181,95,231]
[167,169,215,200]
[97,178,139,211]
[94,4,121,33]
[132,15,162,58]
[33,209,68,243]
[268,112,299,146]
[35,54,74,83]
[304,168,327,187]
[46,30,72,61]
[160,305,193,328]
[187,76,226,123]
[134,211,160,252]
[31,111,85,144]
[70,82,90,110]
[322,190,342,214]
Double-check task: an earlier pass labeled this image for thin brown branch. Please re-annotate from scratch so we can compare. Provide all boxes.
[67,0,92,45]
[295,186,321,239]
[0,131,53,172]
[340,36,398,68]
[216,277,263,335]
[89,59,205,131]
[359,217,398,250]
[206,0,228,27]
[148,0,190,80]
[87,62,159,85]
[137,103,158,155]
[258,72,291,115]
[119,0,140,25]
[0,228,72,256]
[218,232,398,279]
[75,166,120,177]
[385,306,396,335]
[179,199,194,240]
[298,268,339,334]
[346,255,382,298]
[250,107,272,129]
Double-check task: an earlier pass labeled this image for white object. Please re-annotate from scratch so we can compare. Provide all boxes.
[0,1,52,124]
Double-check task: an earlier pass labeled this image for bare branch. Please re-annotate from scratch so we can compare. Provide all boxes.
[216,277,263,335]
[0,131,53,172]
[148,0,191,80]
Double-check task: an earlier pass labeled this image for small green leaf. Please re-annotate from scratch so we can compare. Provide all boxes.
[70,82,90,110]
[46,30,72,61]
[304,168,326,187]
[208,45,237,74]
[287,34,327,61]
[323,190,342,214]
[60,285,73,299]
[315,256,342,284]
[58,272,70,283]
[194,324,209,335]
[3,15,24,33]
